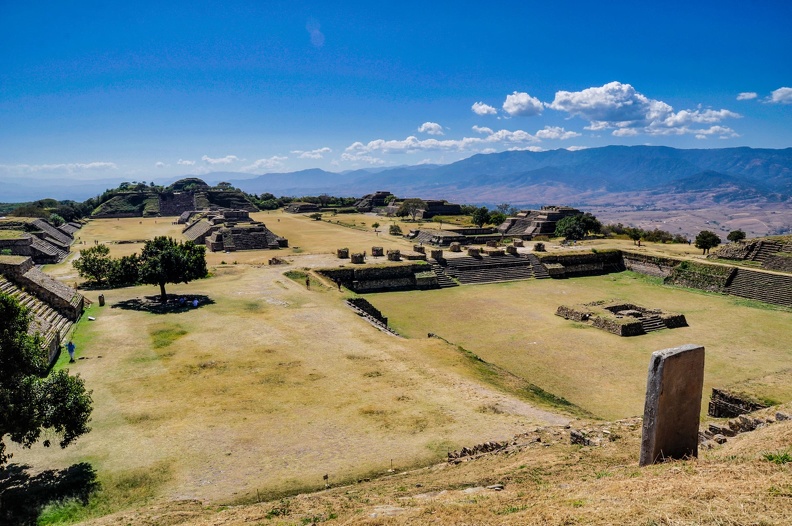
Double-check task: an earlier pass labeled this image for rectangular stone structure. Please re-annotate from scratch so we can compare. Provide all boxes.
[640,344,705,466]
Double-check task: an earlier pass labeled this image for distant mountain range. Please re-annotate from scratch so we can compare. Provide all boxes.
[227,146,792,207]
[3,146,791,208]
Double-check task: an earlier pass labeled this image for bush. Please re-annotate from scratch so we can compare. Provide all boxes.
[389,224,403,235]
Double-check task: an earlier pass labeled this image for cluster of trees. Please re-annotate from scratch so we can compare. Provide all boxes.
[0,294,93,466]
[602,223,689,245]
[470,207,506,228]
[8,199,94,223]
[73,237,207,301]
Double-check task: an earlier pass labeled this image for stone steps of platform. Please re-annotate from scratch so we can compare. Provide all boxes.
[526,254,551,279]
[450,266,535,285]
[0,276,74,347]
[429,262,459,288]
[726,269,792,307]
[752,242,782,262]
[641,316,666,332]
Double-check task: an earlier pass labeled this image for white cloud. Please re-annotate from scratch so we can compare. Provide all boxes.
[502,91,544,117]
[507,146,545,152]
[565,145,589,151]
[1,161,118,173]
[695,134,707,140]
[340,153,386,165]
[737,92,758,101]
[155,161,166,168]
[769,87,792,104]
[471,101,498,115]
[344,128,538,156]
[241,156,288,172]
[177,159,195,166]
[549,81,741,138]
[535,126,581,140]
[291,147,332,159]
[472,125,494,135]
[202,155,240,165]
[417,122,445,135]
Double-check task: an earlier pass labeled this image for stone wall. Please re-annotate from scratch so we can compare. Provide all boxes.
[539,250,624,277]
[318,263,430,293]
[762,252,792,273]
[159,192,197,216]
[622,252,681,278]
[0,256,83,320]
[708,388,768,418]
[347,298,388,325]
[665,261,735,292]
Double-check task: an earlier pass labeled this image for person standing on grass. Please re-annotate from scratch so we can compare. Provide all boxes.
[67,341,76,363]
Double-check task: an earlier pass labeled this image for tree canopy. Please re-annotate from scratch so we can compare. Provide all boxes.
[695,230,721,254]
[0,294,92,466]
[727,229,746,243]
[471,206,491,228]
[138,237,207,302]
[73,244,114,287]
[397,198,426,221]
[554,213,602,240]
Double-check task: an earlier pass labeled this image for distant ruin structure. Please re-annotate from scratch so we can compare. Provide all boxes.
[556,300,687,336]
[284,202,321,213]
[0,218,81,264]
[355,191,393,212]
[182,209,287,251]
[498,205,582,239]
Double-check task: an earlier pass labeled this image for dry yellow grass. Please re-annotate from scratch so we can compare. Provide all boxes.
[365,273,792,420]
[82,405,792,526]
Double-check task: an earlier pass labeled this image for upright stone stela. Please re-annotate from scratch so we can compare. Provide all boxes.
[640,344,705,466]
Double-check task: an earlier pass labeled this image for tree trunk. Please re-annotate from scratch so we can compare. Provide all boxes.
[159,282,168,303]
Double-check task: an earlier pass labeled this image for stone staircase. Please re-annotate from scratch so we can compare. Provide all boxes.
[0,276,74,350]
[442,255,534,285]
[429,260,459,288]
[526,254,550,279]
[640,315,666,333]
[751,241,782,263]
[726,268,792,307]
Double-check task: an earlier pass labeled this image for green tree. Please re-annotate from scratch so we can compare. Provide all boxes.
[371,222,380,230]
[488,211,507,226]
[48,213,65,227]
[73,244,114,287]
[554,213,601,241]
[139,237,207,302]
[389,224,403,235]
[0,294,93,466]
[471,206,490,228]
[625,227,644,245]
[398,198,427,221]
[695,230,721,254]
[309,213,323,221]
[727,230,746,243]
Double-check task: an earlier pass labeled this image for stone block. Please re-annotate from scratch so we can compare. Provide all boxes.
[450,242,462,252]
[371,246,384,257]
[413,245,425,253]
[351,253,365,264]
[639,344,705,466]
[513,239,524,247]
[430,249,443,260]
[337,248,349,259]
[467,247,481,257]
[387,250,401,261]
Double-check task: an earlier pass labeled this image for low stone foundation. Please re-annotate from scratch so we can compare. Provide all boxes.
[708,388,769,418]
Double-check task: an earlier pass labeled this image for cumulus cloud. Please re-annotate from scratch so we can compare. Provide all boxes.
[417,122,445,135]
[535,126,581,140]
[565,145,589,151]
[471,101,498,115]
[291,147,332,159]
[241,156,288,172]
[549,81,741,138]
[202,155,239,165]
[344,128,538,157]
[507,146,545,152]
[502,91,544,117]
[155,161,166,168]
[306,18,325,48]
[177,159,196,166]
[340,152,386,165]
[472,125,494,135]
[737,92,758,101]
[769,87,792,104]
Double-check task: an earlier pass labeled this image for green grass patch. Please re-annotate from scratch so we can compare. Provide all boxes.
[148,323,188,349]
[763,450,792,465]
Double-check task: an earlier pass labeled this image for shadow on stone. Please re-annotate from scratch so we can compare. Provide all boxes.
[111,294,215,314]
[0,462,99,525]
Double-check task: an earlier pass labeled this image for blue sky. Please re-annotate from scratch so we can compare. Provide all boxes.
[1,0,791,185]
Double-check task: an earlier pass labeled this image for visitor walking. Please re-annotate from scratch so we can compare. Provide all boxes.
[67,341,76,363]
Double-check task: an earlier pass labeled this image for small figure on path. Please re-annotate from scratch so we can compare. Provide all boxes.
[179,297,186,307]
[192,298,198,308]
[336,279,341,291]
[67,341,76,363]
[305,276,310,289]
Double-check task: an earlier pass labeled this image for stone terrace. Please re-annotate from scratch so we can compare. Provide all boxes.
[437,254,536,284]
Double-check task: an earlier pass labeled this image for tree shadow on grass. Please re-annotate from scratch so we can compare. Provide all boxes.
[0,462,99,525]
[111,294,215,314]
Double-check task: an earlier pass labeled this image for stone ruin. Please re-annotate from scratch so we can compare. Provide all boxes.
[0,218,81,264]
[0,255,85,364]
[498,205,582,239]
[556,300,687,336]
[182,209,287,252]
